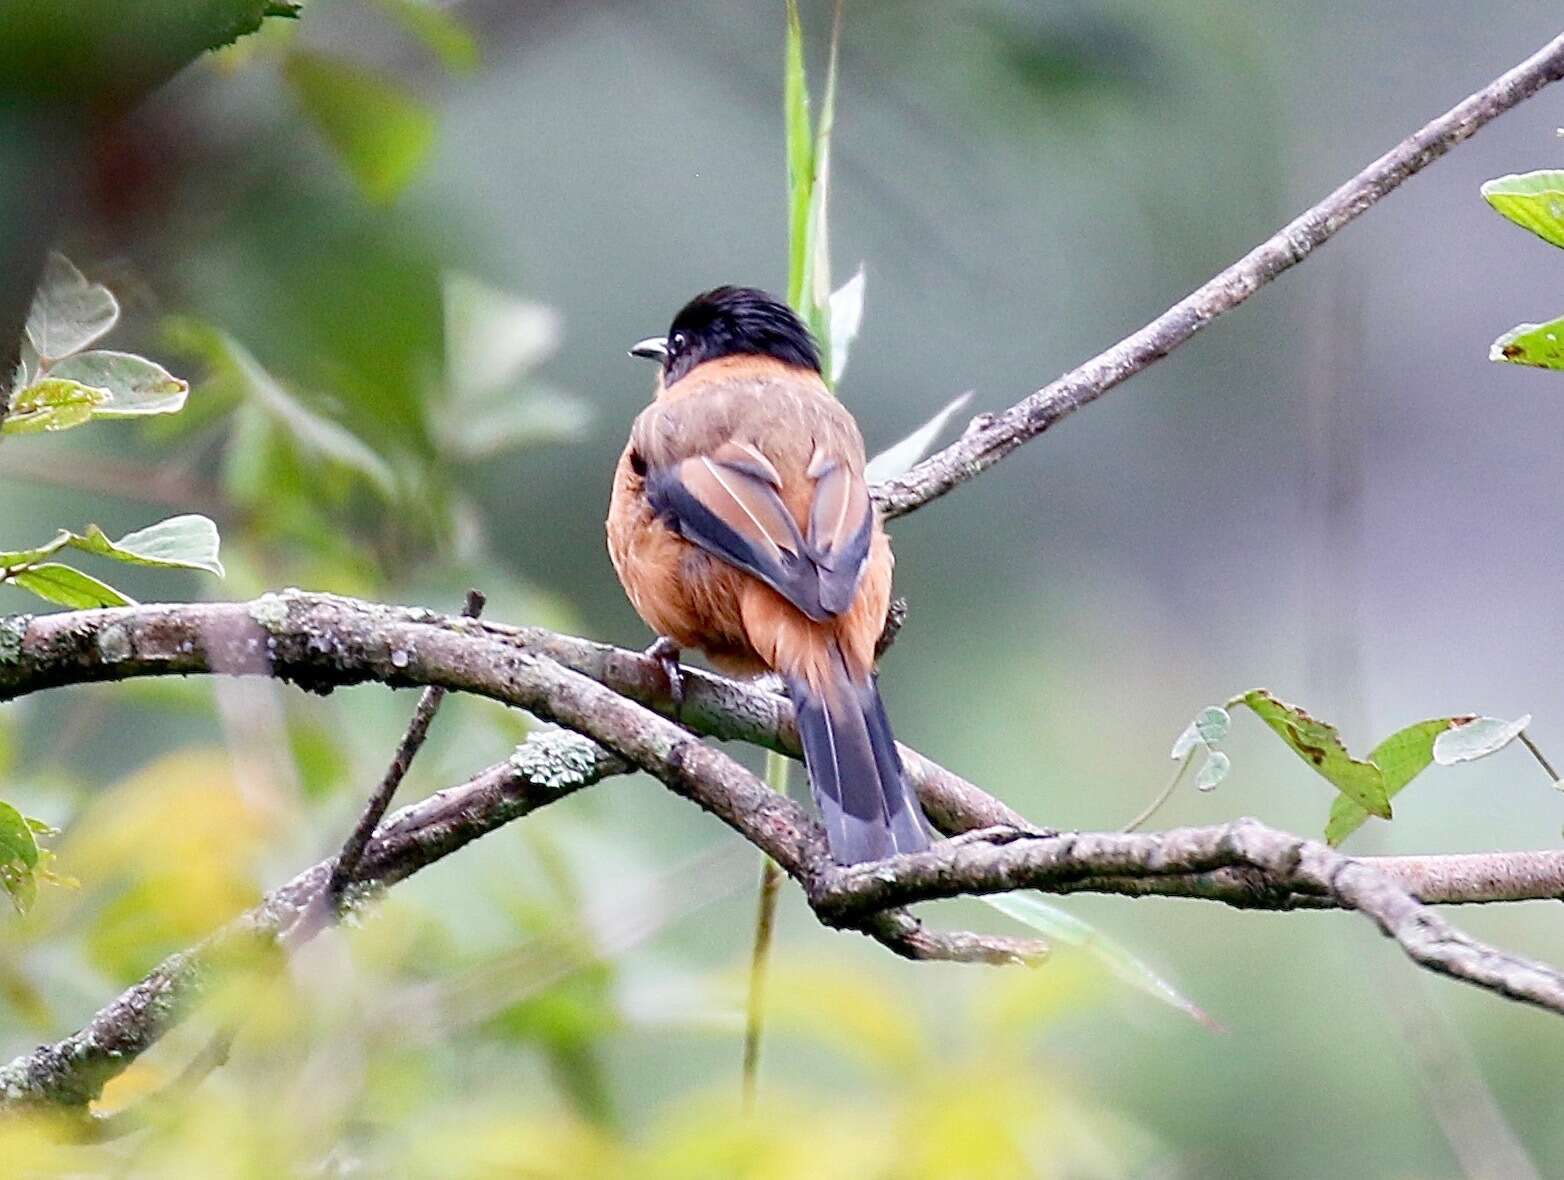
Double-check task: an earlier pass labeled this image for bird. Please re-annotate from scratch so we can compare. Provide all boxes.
[607,285,933,865]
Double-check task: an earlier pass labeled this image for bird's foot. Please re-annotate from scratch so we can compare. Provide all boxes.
[644,636,685,715]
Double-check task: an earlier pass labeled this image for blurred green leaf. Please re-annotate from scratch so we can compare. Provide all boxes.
[289,712,352,801]
[1481,170,1564,249]
[1,377,107,433]
[10,563,133,608]
[1490,316,1564,370]
[826,265,864,386]
[982,893,1220,1029]
[441,393,591,459]
[283,50,437,204]
[864,391,973,484]
[375,0,478,73]
[24,252,118,363]
[0,800,41,913]
[444,273,561,406]
[1238,689,1392,819]
[1325,718,1457,846]
[48,350,188,418]
[1434,714,1532,765]
[180,321,395,493]
[439,273,588,458]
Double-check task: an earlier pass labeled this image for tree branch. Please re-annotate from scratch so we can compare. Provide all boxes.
[807,820,1564,1018]
[5,593,1564,1108]
[872,29,1564,518]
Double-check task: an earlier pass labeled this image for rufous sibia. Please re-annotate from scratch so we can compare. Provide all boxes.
[607,286,932,864]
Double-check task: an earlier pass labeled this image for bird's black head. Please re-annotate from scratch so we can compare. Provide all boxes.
[629,286,821,385]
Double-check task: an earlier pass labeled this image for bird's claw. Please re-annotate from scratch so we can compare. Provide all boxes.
[644,636,684,715]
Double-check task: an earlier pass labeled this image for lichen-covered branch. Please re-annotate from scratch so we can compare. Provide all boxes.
[0,730,620,1109]
[872,29,1564,518]
[807,820,1564,1018]
[6,592,1564,1110]
[3,592,1563,911]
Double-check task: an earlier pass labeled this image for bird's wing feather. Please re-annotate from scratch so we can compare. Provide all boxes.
[804,449,873,615]
[646,442,831,621]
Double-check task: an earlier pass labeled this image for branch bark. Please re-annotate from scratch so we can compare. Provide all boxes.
[7,592,1564,1111]
[872,30,1564,517]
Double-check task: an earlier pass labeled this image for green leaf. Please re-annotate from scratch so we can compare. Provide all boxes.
[826,265,865,386]
[1490,316,1564,370]
[1481,170,1564,249]
[11,563,133,609]
[72,515,225,578]
[983,893,1220,1030]
[1238,689,1391,819]
[1171,706,1231,759]
[1434,714,1532,766]
[1193,751,1231,792]
[24,252,118,362]
[0,532,72,570]
[374,0,479,73]
[207,327,396,493]
[283,50,437,204]
[48,350,188,417]
[1,378,107,433]
[0,801,41,914]
[783,0,814,311]
[864,392,974,484]
[1325,718,1458,846]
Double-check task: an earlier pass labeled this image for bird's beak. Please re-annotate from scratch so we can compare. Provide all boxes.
[628,336,669,362]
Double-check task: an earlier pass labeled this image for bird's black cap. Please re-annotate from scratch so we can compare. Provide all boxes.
[650,286,822,385]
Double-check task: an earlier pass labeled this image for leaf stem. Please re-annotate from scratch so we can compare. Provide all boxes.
[1519,729,1562,787]
[1123,750,1197,833]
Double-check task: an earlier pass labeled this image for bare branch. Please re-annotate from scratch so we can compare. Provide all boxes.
[323,588,485,911]
[872,30,1564,518]
[808,820,1564,1019]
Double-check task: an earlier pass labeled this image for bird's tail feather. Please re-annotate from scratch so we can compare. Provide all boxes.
[788,642,931,865]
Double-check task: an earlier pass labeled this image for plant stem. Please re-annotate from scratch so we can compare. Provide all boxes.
[1519,729,1562,787]
[1123,750,1197,833]
[741,748,789,1110]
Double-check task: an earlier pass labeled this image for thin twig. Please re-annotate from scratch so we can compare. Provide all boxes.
[873,30,1564,517]
[324,588,486,907]
[1123,749,1195,833]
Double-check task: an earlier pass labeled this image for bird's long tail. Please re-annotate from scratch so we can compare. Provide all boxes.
[786,640,931,865]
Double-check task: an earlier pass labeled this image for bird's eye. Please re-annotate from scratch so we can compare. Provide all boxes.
[671,332,688,353]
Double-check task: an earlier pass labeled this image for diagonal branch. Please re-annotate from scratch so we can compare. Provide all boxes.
[873,29,1564,518]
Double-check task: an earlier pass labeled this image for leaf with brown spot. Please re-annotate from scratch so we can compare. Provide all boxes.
[1238,690,1392,819]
